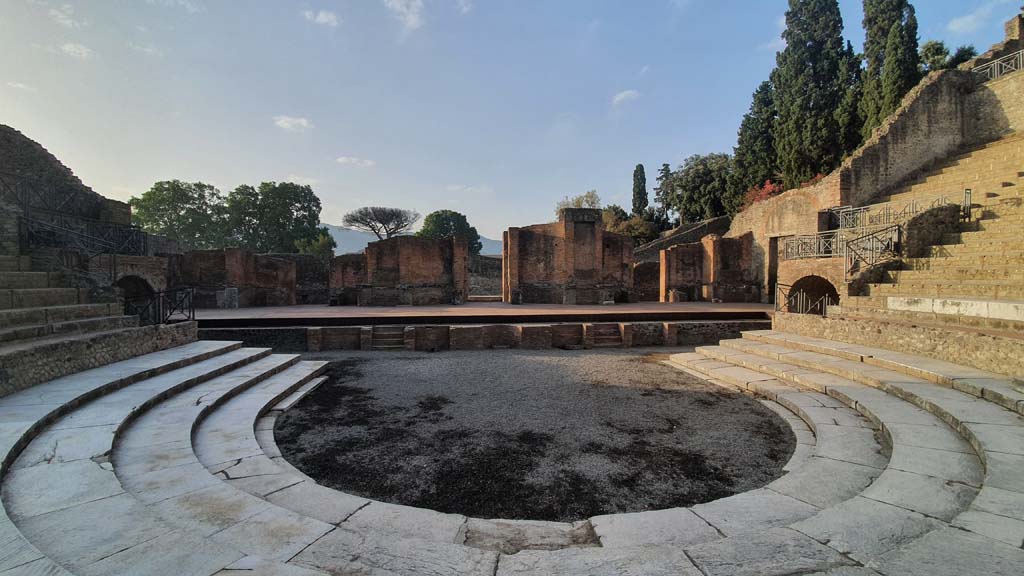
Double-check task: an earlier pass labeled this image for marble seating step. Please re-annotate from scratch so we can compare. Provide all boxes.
[0,303,122,330]
[0,314,139,345]
[0,340,243,575]
[1,346,342,576]
[0,273,52,291]
[0,288,83,310]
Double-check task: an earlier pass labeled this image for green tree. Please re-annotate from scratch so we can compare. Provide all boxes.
[836,41,865,157]
[342,207,420,240]
[880,18,918,120]
[773,0,848,188]
[631,164,648,216]
[295,229,338,261]
[731,80,778,205]
[554,189,601,217]
[602,204,629,229]
[129,180,229,250]
[608,215,659,245]
[226,181,325,253]
[920,41,977,72]
[671,154,734,223]
[416,209,483,255]
[860,0,918,138]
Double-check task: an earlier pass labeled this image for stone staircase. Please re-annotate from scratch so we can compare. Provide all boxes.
[584,323,623,348]
[0,258,202,393]
[1,322,1021,574]
[371,325,407,350]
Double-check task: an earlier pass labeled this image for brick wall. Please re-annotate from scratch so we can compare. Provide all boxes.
[503,209,634,304]
[266,254,330,304]
[343,236,470,306]
[0,200,21,257]
[173,249,296,308]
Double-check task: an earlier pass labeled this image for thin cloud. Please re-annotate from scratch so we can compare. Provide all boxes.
[128,42,163,57]
[61,43,94,60]
[286,175,320,186]
[336,156,376,168]
[639,64,650,76]
[383,0,424,31]
[273,115,314,132]
[758,14,787,52]
[456,0,472,14]
[48,4,87,28]
[948,0,1013,35]
[611,89,640,107]
[303,10,340,28]
[145,0,204,14]
[6,81,36,92]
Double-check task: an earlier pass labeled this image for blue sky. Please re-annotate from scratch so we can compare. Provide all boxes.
[0,0,1014,238]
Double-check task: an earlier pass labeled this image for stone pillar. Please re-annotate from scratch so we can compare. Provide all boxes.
[620,323,633,348]
[659,248,671,302]
[359,327,373,350]
[451,236,469,304]
[306,328,323,352]
[502,228,520,303]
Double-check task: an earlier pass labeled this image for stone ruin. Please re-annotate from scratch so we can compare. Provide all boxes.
[659,233,759,302]
[329,235,469,306]
[502,208,634,304]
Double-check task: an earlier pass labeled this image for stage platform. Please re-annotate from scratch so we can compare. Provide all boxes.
[196,302,773,328]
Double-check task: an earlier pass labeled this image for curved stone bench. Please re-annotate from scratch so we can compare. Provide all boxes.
[115,356,500,576]
[0,341,246,575]
[675,331,1024,574]
[0,346,337,575]
[186,349,900,575]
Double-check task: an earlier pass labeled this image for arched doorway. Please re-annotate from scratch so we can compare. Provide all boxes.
[785,275,839,314]
[116,275,155,301]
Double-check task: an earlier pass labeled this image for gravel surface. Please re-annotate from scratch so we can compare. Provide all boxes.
[275,349,795,522]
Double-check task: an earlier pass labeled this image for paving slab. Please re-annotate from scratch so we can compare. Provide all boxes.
[118,461,222,504]
[952,509,1024,547]
[970,485,1024,521]
[462,518,599,554]
[77,528,243,576]
[16,493,172,569]
[215,556,327,576]
[3,460,123,520]
[209,507,334,562]
[150,484,271,537]
[791,496,943,564]
[814,425,887,469]
[11,425,117,469]
[685,527,854,576]
[343,502,466,544]
[860,468,978,521]
[871,527,1024,576]
[0,557,72,575]
[290,527,497,576]
[590,507,720,548]
[884,423,973,454]
[690,488,819,536]
[768,457,881,509]
[496,545,703,576]
[264,481,368,526]
[973,451,1024,493]
[886,445,984,486]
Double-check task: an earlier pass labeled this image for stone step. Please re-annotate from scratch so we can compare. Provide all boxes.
[3,350,310,576]
[0,272,53,290]
[0,314,139,345]
[0,339,246,576]
[0,256,32,272]
[886,269,1024,283]
[832,304,1024,335]
[0,321,198,394]
[0,302,121,329]
[0,288,83,310]
[867,281,1024,301]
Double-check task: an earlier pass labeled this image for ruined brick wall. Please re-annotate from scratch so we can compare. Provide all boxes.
[330,237,468,306]
[90,254,171,292]
[776,258,847,302]
[173,248,296,308]
[658,233,759,302]
[633,262,660,302]
[503,209,634,304]
[469,255,502,295]
[634,216,732,263]
[266,254,329,305]
[329,254,367,305]
[0,124,111,221]
[659,243,703,302]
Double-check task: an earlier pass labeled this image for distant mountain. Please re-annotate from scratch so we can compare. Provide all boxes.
[324,224,503,256]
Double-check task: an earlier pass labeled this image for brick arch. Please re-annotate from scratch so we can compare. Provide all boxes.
[115,275,155,300]
[785,275,840,314]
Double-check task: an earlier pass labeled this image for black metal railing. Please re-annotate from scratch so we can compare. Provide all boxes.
[20,212,146,256]
[774,284,835,316]
[845,224,902,281]
[125,288,195,326]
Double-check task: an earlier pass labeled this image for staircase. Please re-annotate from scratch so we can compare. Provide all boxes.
[0,256,195,392]
[371,325,407,350]
[585,323,623,348]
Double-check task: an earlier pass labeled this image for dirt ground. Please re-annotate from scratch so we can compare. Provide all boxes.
[274,349,795,522]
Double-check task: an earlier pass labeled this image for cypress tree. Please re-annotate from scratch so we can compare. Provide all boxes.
[773,0,848,188]
[631,164,648,216]
[732,80,778,196]
[835,41,864,157]
[880,17,919,120]
[860,0,919,138]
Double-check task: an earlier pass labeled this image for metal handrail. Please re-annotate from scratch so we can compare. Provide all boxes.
[125,288,195,326]
[845,224,902,280]
[774,283,834,316]
[973,49,1024,82]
